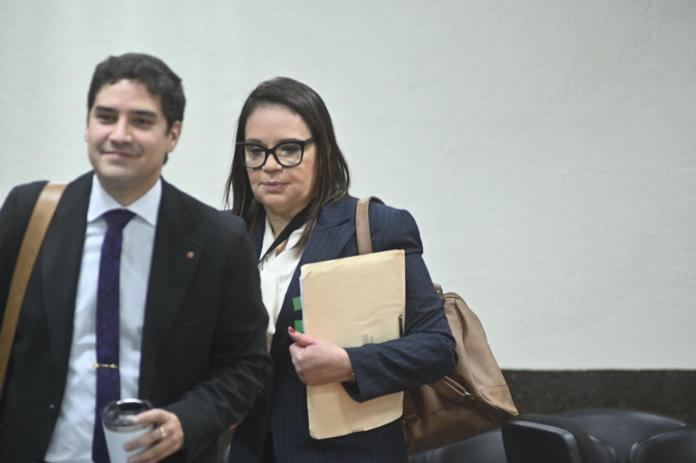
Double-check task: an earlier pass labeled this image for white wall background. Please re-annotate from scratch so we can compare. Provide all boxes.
[1,1,694,369]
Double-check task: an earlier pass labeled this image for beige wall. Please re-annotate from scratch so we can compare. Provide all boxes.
[1,0,694,368]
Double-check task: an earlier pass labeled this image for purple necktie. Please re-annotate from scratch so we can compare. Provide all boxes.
[92,209,134,463]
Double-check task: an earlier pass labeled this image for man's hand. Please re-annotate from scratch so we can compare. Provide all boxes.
[288,326,354,385]
[125,408,184,463]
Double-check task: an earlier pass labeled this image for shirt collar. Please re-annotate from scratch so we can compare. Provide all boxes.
[87,176,162,227]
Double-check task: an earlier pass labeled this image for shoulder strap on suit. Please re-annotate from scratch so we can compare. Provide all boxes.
[0,182,66,394]
[355,196,383,255]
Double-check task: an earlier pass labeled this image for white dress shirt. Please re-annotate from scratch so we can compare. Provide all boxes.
[45,177,161,462]
[258,216,305,349]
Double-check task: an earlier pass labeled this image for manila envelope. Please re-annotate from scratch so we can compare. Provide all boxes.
[300,249,405,439]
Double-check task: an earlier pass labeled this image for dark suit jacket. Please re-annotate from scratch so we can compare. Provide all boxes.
[229,196,456,463]
[0,172,271,462]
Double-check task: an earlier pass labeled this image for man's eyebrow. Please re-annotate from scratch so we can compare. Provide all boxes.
[94,106,117,114]
[93,106,158,119]
[131,110,158,119]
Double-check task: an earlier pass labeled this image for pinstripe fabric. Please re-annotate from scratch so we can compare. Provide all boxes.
[230,196,456,463]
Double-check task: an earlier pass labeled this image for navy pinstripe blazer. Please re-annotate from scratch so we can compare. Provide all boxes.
[229,195,456,463]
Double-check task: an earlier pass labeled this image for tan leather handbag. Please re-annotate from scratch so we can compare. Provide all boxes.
[0,182,65,394]
[356,197,518,455]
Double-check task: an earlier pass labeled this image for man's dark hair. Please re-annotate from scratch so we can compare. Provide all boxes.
[224,77,350,249]
[87,53,185,129]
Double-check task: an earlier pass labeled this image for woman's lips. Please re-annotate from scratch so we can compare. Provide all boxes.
[261,181,287,193]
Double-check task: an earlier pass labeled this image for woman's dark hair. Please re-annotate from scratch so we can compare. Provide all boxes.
[224,77,350,249]
[87,52,185,129]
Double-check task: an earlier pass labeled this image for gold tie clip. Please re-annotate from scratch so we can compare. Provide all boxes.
[92,362,119,369]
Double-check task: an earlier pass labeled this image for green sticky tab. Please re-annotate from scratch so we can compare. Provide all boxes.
[294,320,304,333]
[292,296,302,312]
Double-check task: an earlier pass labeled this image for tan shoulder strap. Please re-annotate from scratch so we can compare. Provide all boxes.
[355,196,382,255]
[0,182,66,392]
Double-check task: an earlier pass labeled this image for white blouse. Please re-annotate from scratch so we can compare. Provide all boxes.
[258,216,306,349]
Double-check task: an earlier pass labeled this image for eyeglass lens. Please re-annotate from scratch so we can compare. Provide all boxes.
[243,142,304,168]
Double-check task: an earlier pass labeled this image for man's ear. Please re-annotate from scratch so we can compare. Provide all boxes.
[167,121,182,151]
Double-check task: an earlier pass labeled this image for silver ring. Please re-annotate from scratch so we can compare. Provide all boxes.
[159,426,167,440]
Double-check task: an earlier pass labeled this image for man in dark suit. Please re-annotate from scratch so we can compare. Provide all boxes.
[0,53,270,462]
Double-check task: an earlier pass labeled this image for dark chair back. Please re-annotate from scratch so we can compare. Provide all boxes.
[628,425,696,463]
[502,414,616,463]
[560,408,686,461]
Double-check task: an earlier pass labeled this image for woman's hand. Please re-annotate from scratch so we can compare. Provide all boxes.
[288,327,354,385]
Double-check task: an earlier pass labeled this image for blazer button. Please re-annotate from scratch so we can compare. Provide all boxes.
[49,403,56,410]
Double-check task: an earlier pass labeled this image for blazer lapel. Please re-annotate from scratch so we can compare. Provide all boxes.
[138,180,202,396]
[295,197,356,268]
[249,214,265,259]
[41,173,92,379]
[272,196,356,351]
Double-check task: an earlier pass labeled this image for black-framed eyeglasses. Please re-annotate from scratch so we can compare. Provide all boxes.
[237,138,314,169]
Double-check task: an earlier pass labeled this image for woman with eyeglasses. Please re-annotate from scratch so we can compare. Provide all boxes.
[225,77,456,463]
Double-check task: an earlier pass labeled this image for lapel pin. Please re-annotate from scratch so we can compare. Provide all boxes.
[186,251,195,259]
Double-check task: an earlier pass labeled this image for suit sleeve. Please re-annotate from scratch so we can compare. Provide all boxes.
[343,205,457,402]
[164,218,271,457]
